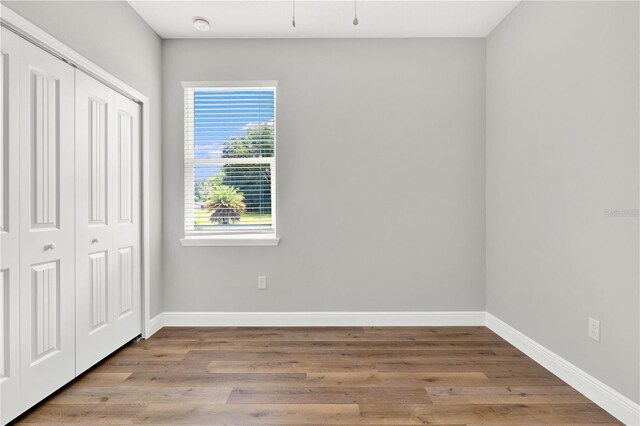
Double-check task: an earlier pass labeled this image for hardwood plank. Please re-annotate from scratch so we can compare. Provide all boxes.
[136,403,362,424]
[426,386,591,404]
[359,403,620,424]
[156,339,515,351]
[305,372,493,387]
[191,348,507,361]
[363,326,497,335]
[73,372,132,386]
[154,326,502,342]
[122,372,308,387]
[375,358,550,373]
[227,386,431,404]
[18,403,147,424]
[46,386,232,404]
[486,371,569,386]
[207,359,378,373]
[92,359,210,374]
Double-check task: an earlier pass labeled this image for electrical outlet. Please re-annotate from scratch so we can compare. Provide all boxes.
[588,318,601,342]
[258,276,267,290]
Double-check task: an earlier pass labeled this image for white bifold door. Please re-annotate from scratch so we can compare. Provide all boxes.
[16,28,77,412]
[1,28,24,423]
[0,26,142,425]
[75,72,142,375]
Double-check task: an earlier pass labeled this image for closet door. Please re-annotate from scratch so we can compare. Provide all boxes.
[17,30,76,408]
[0,28,23,425]
[75,71,116,374]
[76,72,141,373]
[111,92,141,348]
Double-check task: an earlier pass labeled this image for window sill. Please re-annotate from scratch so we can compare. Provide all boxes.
[180,235,280,247]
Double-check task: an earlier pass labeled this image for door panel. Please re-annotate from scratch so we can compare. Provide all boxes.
[88,251,108,329]
[30,71,59,229]
[0,28,21,425]
[89,98,108,225]
[18,30,76,412]
[117,111,133,224]
[31,261,60,360]
[112,93,141,348]
[117,247,133,316]
[75,71,115,374]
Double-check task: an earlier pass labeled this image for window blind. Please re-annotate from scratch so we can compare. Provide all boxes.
[184,86,276,235]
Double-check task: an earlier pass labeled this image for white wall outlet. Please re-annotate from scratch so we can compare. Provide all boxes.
[258,276,267,290]
[588,317,601,342]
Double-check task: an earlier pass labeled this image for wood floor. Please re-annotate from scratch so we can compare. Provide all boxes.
[16,327,619,425]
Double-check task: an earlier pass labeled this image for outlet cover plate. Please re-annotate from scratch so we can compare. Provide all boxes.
[588,317,601,342]
[258,276,267,289]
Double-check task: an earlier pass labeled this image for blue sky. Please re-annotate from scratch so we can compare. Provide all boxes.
[194,89,274,180]
[194,89,274,158]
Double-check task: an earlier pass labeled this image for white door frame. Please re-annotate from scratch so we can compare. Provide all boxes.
[0,5,154,338]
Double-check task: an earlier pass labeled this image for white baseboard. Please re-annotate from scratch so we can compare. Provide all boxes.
[486,313,640,426]
[161,311,487,327]
[145,313,165,338]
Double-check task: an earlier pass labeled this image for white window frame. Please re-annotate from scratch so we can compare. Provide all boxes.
[180,81,279,247]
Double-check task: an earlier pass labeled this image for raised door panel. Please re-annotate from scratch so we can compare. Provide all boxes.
[0,270,5,378]
[0,266,20,423]
[89,251,108,330]
[75,71,115,375]
[117,247,133,317]
[118,112,132,224]
[30,72,59,229]
[18,33,75,413]
[89,98,108,225]
[0,52,7,233]
[31,262,59,361]
[0,28,24,426]
[112,94,141,347]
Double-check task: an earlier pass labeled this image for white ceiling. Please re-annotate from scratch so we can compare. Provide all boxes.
[128,1,520,39]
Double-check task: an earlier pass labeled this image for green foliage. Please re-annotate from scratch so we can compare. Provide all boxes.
[221,124,273,215]
[194,175,223,203]
[193,124,273,220]
[205,185,246,225]
[222,124,274,158]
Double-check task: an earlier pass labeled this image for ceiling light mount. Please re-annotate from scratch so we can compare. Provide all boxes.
[292,0,296,28]
[193,17,210,32]
[353,0,359,26]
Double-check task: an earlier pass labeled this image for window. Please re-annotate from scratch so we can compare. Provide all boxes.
[182,82,278,246]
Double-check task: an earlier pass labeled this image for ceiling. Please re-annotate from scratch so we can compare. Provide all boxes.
[128,1,520,39]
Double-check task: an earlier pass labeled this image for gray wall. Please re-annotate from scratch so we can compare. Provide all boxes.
[486,1,639,403]
[163,39,486,312]
[3,1,165,317]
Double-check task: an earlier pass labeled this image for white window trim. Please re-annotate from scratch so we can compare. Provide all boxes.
[180,234,280,247]
[181,81,279,247]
